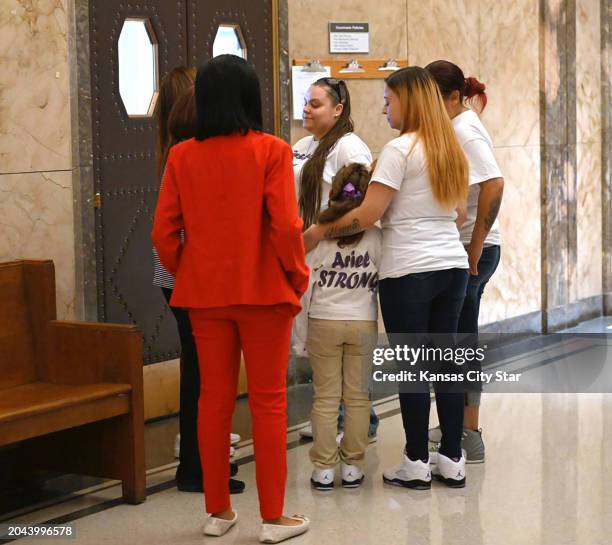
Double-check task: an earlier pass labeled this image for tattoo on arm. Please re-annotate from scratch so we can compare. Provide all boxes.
[323,219,362,239]
[484,197,502,232]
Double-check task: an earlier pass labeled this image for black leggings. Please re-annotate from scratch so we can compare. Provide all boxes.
[379,268,468,461]
[161,288,201,480]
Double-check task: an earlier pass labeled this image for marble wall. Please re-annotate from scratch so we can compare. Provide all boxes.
[0,1,606,330]
[0,0,75,319]
[575,0,603,300]
[288,0,543,326]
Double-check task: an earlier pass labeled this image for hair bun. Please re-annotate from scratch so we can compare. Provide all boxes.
[464,77,486,97]
[464,76,487,113]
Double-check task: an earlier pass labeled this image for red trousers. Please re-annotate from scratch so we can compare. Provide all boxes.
[189,304,293,520]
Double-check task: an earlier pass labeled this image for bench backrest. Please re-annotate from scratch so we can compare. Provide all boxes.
[0,261,56,389]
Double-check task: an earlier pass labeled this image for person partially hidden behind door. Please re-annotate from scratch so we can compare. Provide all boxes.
[152,55,310,543]
[152,66,244,494]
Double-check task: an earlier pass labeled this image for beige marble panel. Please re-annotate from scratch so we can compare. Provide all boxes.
[288,0,407,59]
[576,142,603,299]
[479,146,542,325]
[0,170,75,319]
[479,0,540,147]
[288,0,407,147]
[0,0,71,173]
[406,0,479,75]
[576,0,602,144]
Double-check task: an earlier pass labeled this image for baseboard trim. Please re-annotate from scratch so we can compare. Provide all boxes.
[544,295,604,332]
[479,310,543,337]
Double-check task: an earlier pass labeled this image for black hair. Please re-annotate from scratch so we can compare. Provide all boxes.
[195,54,263,140]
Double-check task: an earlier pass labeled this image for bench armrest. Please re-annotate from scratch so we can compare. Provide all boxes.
[41,321,143,389]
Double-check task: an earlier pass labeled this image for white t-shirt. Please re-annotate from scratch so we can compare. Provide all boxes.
[452,110,503,246]
[292,227,382,355]
[371,134,468,279]
[292,132,372,210]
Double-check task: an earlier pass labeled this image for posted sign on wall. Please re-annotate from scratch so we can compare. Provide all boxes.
[329,22,369,54]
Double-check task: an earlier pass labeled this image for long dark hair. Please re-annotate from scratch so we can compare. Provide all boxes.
[299,78,354,229]
[162,86,196,167]
[425,60,488,113]
[318,163,371,247]
[194,55,263,140]
[156,66,196,177]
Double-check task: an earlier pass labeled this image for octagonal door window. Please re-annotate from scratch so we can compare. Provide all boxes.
[212,24,247,59]
[118,18,159,117]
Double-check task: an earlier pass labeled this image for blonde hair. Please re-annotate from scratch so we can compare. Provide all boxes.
[385,66,468,208]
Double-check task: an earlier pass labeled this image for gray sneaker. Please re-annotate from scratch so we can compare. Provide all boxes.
[428,427,485,464]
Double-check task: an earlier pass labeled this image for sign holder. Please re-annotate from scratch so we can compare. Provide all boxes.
[292,58,409,80]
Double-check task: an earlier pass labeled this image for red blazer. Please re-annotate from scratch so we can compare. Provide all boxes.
[152,131,309,314]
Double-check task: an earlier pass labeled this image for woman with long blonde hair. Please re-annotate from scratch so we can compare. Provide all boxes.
[304,66,471,489]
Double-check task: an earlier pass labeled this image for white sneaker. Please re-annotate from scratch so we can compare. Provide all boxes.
[383,453,431,490]
[299,425,313,439]
[310,467,335,490]
[230,432,241,445]
[429,445,466,467]
[174,434,180,459]
[203,511,238,536]
[431,452,466,488]
[259,515,310,543]
[341,463,364,488]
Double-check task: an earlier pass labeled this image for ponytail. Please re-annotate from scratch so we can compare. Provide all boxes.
[425,60,488,113]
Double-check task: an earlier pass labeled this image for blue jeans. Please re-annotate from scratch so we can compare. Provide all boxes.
[459,245,501,406]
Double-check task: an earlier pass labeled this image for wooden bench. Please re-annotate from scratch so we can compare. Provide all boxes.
[0,260,146,504]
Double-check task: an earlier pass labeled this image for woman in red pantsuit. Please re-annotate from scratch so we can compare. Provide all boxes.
[152,55,310,543]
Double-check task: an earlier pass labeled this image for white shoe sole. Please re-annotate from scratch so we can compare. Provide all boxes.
[259,519,310,544]
[342,476,364,488]
[433,474,466,488]
[203,513,238,536]
[382,475,431,490]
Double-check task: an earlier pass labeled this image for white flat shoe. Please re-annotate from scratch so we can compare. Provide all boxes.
[259,515,310,543]
[203,511,238,537]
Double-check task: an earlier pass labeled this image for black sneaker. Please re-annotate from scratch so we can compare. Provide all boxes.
[229,478,245,494]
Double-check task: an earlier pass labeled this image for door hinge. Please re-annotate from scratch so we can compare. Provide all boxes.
[94,192,102,209]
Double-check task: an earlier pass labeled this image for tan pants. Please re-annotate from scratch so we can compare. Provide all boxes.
[307,318,377,470]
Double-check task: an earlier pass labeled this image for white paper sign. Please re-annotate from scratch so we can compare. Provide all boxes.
[329,22,369,54]
[291,65,331,121]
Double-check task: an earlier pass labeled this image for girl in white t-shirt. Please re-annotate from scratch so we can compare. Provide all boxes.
[425,60,505,464]
[295,163,381,491]
[304,67,471,489]
[292,78,380,443]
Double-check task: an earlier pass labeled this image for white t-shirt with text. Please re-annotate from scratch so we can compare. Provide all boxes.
[292,227,381,355]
